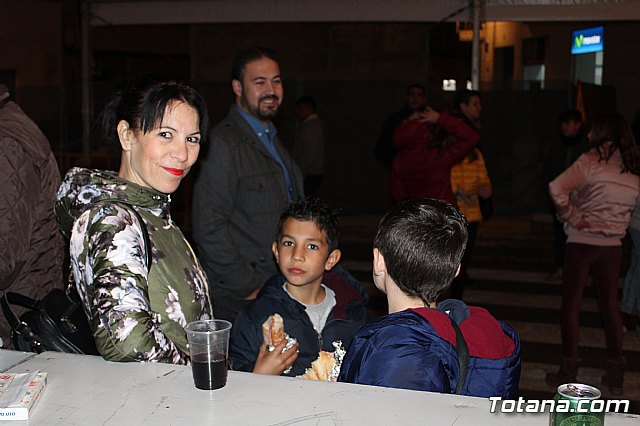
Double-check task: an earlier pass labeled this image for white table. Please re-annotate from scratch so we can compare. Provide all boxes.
[2,351,639,425]
[0,350,34,373]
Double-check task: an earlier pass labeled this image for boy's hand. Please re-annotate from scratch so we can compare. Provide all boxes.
[252,339,299,375]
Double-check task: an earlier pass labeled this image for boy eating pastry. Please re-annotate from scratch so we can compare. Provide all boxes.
[231,198,368,376]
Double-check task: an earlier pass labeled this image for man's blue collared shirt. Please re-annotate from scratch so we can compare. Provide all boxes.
[235,105,294,201]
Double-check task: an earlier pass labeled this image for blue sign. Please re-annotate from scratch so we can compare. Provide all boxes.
[572,26,604,55]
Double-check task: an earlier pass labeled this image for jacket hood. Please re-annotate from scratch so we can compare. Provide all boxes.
[55,167,170,238]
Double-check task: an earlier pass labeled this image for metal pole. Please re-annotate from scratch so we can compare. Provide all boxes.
[471,0,481,90]
[81,0,92,154]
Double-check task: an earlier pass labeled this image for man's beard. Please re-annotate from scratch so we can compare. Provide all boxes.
[242,93,280,121]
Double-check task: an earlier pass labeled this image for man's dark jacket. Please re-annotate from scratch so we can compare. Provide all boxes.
[192,106,304,322]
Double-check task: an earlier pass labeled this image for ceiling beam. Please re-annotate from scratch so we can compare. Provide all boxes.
[89,0,640,26]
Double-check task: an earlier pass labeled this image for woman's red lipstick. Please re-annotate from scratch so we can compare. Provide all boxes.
[163,167,184,176]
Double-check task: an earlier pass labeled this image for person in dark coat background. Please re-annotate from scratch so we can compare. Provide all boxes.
[374,83,427,168]
[0,83,64,348]
[542,109,589,281]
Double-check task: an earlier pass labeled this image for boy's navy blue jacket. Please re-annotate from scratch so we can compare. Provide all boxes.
[338,300,520,398]
[230,265,369,376]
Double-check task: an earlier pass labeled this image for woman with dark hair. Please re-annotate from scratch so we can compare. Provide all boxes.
[546,113,640,395]
[55,74,213,364]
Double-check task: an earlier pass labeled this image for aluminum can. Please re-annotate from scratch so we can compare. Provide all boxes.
[549,383,605,425]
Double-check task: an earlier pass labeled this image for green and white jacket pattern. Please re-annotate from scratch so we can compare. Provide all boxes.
[56,167,212,364]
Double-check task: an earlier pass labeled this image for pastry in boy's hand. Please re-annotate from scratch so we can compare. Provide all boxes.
[300,351,335,381]
[262,313,285,346]
[298,341,346,382]
[261,313,297,374]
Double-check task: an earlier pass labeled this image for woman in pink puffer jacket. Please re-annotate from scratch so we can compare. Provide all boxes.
[546,113,640,395]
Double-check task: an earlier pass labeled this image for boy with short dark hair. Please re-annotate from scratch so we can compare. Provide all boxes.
[231,197,368,376]
[339,198,520,398]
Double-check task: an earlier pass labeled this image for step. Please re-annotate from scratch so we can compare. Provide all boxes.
[520,361,640,414]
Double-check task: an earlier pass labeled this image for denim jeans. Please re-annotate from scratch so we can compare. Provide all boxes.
[621,226,640,315]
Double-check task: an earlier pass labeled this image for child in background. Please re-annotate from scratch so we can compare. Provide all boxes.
[231,197,368,376]
[339,198,520,398]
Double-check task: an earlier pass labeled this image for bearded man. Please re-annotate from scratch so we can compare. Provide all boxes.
[193,47,304,323]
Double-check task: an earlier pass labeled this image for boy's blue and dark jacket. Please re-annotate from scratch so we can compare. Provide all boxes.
[230,265,369,376]
[338,300,520,398]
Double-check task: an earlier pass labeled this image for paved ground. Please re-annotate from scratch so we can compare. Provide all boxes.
[338,213,640,414]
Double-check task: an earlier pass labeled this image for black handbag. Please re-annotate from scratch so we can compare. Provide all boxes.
[1,287,99,354]
[1,203,151,355]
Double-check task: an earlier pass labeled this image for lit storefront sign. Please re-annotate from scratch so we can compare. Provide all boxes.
[571,26,604,55]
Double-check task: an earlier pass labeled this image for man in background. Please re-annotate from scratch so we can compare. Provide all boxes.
[192,47,304,323]
[292,95,325,196]
[375,84,427,167]
[542,109,588,281]
[0,84,64,347]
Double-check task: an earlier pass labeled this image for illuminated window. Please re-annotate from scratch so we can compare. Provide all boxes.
[594,51,603,85]
[523,64,545,89]
[442,79,457,91]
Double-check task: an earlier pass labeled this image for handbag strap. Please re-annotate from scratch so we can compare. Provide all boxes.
[0,260,25,291]
[1,294,23,330]
[1,292,41,328]
[449,316,470,395]
[0,292,46,352]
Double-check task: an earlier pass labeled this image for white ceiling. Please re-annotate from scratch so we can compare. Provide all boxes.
[89,0,640,26]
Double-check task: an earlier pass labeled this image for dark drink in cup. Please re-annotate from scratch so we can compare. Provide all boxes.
[185,319,232,390]
[191,352,228,390]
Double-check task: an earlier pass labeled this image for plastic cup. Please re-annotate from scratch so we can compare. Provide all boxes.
[185,319,232,390]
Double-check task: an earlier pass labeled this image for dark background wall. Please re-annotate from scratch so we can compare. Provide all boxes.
[2,4,638,225]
